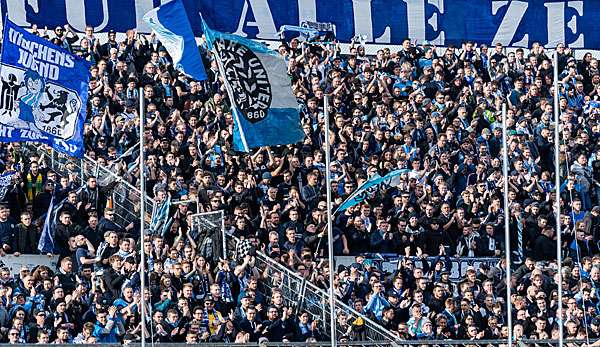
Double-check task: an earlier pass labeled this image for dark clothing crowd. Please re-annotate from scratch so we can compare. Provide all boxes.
[0,22,599,344]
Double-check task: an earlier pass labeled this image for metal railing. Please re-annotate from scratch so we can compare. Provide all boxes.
[31,145,155,229]
[8,341,597,347]
[223,234,398,343]
[336,255,502,282]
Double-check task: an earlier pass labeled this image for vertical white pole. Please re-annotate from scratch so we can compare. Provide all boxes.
[139,88,147,346]
[221,210,227,259]
[553,50,563,347]
[502,104,513,347]
[80,158,85,185]
[501,103,512,346]
[323,96,337,346]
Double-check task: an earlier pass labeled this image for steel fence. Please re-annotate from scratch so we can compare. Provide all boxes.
[30,145,155,229]
[222,232,398,343]
[6,339,599,347]
[336,255,502,282]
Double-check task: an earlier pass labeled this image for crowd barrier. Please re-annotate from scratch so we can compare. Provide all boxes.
[8,338,593,346]
[30,145,155,230]
[336,255,502,282]
[217,231,398,343]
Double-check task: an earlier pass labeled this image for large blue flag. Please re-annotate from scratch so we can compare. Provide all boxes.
[335,169,410,213]
[201,18,304,152]
[0,19,90,157]
[38,195,55,254]
[144,0,207,81]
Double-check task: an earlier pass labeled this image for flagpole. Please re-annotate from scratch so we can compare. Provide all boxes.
[139,88,147,347]
[323,96,337,346]
[553,50,563,347]
[501,103,512,346]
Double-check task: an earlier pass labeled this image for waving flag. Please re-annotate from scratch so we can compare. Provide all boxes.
[150,195,172,235]
[38,195,55,253]
[335,169,410,213]
[201,18,304,152]
[0,19,91,157]
[143,0,207,81]
[0,171,17,201]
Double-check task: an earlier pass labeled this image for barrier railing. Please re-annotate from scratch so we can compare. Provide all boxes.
[336,254,502,282]
[221,234,398,343]
[6,339,597,347]
[32,146,155,229]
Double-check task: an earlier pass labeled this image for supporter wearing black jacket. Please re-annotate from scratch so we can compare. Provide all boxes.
[103,254,127,299]
[54,210,79,257]
[15,212,38,254]
[532,227,557,261]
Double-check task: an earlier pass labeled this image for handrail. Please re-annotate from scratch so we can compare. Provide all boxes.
[228,235,398,342]
[30,145,155,229]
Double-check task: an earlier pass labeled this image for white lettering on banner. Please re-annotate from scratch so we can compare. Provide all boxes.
[234,0,277,39]
[54,138,77,154]
[2,0,38,27]
[568,1,584,47]
[0,125,14,138]
[65,0,110,32]
[492,0,529,46]
[404,0,425,43]
[17,49,61,80]
[427,0,445,45]
[298,0,317,23]
[545,2,565,48]
[20,129,47,140]
[135,0,154,33]
[351,0,389,43]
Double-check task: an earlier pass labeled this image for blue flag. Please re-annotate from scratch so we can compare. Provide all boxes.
[38,195,55,254]
[150,195,171,235]
[0,171,17,201]
[335,169,410,213]
[201,18,304,152]
[144,0,207,81]
[0,19,91,157]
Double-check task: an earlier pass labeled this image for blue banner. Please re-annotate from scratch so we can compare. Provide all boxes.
[335,169,410,213]
[202,18,304,152]
[38,195,55,254]
[0,19,91,157]
[0,1,596,49]
[143,0,207,81]
[0,171,17,200]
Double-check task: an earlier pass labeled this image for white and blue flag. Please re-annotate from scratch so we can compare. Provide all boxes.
[143,0,207,81]
[335,169,410,213]
[0,171,17,201]
[201,18,304,152]
[38,195,55,254]
[0,19,91,157]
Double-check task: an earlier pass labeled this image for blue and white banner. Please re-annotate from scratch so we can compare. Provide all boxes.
[143,0,207,81]
[38,195,55,254]
[0,20,91,157]
[1,1,597,49]
[0,172,17,200]
[335,169,410,213]
[202,18,304,152]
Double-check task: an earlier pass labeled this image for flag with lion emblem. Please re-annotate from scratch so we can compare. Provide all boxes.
[0,19,91,157]
[201,18,304,152]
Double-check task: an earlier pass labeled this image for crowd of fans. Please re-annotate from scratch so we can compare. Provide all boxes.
[0,21,599,344]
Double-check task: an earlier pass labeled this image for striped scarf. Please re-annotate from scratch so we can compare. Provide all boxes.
[201,309,217,332]
[21,91,43,108]
[26,172,43,201]
[216,270,234,303]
